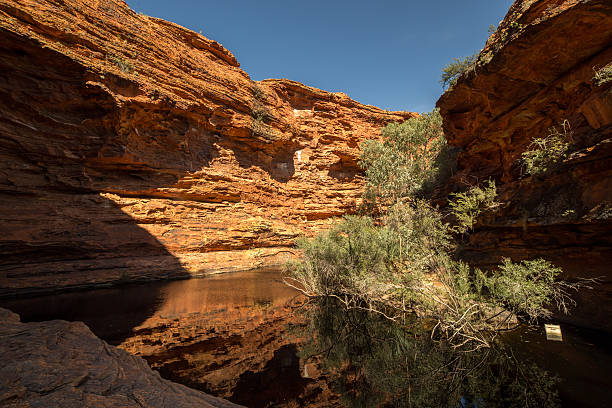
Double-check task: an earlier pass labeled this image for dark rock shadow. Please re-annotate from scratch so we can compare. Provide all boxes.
[0,278,168,345]
[229,344,309,407]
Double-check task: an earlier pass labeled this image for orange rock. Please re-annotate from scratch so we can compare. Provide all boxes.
[0,0,414,294]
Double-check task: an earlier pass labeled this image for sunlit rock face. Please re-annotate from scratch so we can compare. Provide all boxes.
[0,308,243,408]
[437,0,612,330]
[0,0,414,294]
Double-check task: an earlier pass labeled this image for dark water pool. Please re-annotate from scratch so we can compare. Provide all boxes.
[0,268,297,345]
[1,269,611,408]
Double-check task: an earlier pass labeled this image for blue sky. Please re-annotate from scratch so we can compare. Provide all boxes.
[125,0,513,113]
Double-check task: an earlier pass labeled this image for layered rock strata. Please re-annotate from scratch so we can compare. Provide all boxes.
[0,0,413,294]
[437,0,612,330]
[0,308,242,408]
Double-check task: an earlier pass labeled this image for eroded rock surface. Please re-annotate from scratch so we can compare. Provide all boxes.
[437,0,612,330]
[0,0,413,295]
[0,307,242,408]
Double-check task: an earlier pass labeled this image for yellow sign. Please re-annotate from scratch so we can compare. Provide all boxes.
[545,324,563,341]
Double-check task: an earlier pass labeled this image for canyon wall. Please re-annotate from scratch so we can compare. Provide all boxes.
[437,0,612,330]
[0,0,413,295]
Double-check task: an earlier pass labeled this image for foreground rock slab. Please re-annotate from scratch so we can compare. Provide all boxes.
[0,308,242,408]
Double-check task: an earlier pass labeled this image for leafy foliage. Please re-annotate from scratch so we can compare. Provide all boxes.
[521,122,571,176]
[489,258,576,320]
[448,180,498,234]
[287,110,589,350]
[288,202,450,315]
[440,53,478,89]
[359,110,448,211]
[593,63,612,87]
[286,200,585,348]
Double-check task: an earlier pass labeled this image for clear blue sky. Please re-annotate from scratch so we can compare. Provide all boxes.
[125,0,513,113]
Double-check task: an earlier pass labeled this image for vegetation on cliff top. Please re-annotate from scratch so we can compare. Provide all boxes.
[439,53,478,89]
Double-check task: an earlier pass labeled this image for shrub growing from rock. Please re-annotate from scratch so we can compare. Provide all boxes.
[440,53,478,89]
[521,122,571,176]
[287,111,590,350]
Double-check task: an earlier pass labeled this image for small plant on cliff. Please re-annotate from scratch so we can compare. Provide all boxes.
[440,53,478,89]
[107,54,134,74]
[521,121,572,176]
[249,82,278,140]
[449,180,498,234]
[593,63,612,87]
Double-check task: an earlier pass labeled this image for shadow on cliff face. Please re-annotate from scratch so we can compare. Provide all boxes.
[0,30,195,295]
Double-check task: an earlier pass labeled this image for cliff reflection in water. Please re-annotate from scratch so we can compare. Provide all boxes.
[135,269,298,322]
[3,270,610,407]
[298,299,561,408]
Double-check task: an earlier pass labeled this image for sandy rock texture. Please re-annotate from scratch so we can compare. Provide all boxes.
[437,0,612,330]
[0,0,413,295]
[0,307,242,408]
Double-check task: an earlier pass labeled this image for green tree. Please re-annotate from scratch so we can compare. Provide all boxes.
[286,110,591,350]
[449,180,498,234]
[440,53,478,89]
[521,121,572,176]
[359,110,447,211]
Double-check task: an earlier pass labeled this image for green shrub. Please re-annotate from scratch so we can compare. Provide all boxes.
[521,122,571,176]
[287,204,582,348]
[287,200,452,313]
[288,215,398,305]
[448,180,498,234]
[286,111,588,349]
[359,110,447,210]
[488,258,562,320]
[440,53,478,89]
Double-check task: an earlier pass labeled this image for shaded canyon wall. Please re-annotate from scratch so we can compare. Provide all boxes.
[437,0,612,330]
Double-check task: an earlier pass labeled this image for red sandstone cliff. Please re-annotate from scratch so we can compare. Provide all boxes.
[0,0,414,294]
[437,0,612,330]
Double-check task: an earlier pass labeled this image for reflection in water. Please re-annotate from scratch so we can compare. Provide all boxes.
[0,268,296,345]
[0,281,165,344]
[298,299,563,408]
[2,270,611,407]
[136,269,298,325]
